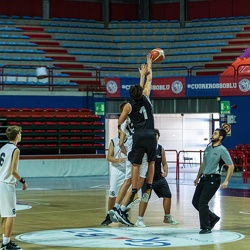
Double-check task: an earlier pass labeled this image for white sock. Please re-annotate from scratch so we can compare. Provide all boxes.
[3,236,10,245]
[121,205,127,211]
[165,214,171,217]
[138,216,143,220]
[114,203,120,209]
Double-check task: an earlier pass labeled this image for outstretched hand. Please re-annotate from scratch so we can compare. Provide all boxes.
[139,64,148,76]
[147,54,153,70]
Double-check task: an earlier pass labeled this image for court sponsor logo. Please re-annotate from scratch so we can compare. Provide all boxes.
[16,227,244,248]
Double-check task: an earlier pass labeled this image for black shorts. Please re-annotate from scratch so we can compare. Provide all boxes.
[128,129,157,165]
[152,177,172,198]
[141,177,172,199]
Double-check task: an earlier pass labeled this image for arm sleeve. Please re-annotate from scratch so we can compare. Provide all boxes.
[221,148,233,165]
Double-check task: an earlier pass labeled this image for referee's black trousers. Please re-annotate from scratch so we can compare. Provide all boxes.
[192,175,221,229]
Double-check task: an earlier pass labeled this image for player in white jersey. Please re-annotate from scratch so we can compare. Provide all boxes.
[101,128,129,226]
[0,125,28,250]
[120,115,148,187]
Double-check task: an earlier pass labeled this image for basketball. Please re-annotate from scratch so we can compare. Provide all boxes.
[150,48,165,63]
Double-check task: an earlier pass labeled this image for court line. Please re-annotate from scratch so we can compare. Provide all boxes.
[239,211,250,215]
[19,207,104,214]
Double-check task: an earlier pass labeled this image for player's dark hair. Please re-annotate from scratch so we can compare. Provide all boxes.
[129,85,143,101]
[216,128,227,141]
[155,128,160,137]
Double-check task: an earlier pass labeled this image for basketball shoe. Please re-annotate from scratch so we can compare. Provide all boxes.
[114,208,134,227]
[101,213,112,226]
[108,207,119,223]
[1,240,22,250]
[163,214,179,225]
[135,218,146,228]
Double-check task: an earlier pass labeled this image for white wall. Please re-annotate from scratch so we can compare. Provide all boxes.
[106,113,214,167]
[19,158,109,177]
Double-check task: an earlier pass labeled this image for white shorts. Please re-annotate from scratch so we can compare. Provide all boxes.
[109,167,125,197]
[125,153,148,180]
[0,182,16,218]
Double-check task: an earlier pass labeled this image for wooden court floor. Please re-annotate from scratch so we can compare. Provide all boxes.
[12,174,250,250]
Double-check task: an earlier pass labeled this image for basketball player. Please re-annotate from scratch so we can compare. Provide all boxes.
[135,129,178,227]
[0,125,28,250]
[100,127,127,226]
[118,54,157,210]
[192,128,234,234]
[109,102,148,226]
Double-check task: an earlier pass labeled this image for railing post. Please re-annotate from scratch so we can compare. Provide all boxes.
[176,151,180,180]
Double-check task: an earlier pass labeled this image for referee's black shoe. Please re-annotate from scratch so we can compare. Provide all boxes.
[210,216,220,229]
[199,228,212,234]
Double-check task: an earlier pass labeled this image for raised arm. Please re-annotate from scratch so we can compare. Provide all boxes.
[139,63,148,88]
[142,54,153,97]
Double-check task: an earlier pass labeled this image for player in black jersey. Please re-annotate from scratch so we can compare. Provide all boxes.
[118,54,157,208]
[135,129,178,227]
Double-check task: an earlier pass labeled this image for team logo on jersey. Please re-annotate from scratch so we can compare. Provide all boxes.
[171,80,183,94]
[238,79,250,92]
[106,80,118,94]
[109,191,116,197]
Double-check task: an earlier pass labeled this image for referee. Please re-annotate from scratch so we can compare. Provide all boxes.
[192,128,234,234]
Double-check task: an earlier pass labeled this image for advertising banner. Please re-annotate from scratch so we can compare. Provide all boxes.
[151,77,186,98]
[105,77,136,98]
[105,76,250,98]
[186,76,220,97]
[105,77,186,98]
[219,76,250,96]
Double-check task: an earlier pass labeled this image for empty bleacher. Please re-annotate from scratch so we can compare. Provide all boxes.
[0,108,105,155]
[0,16,250,88]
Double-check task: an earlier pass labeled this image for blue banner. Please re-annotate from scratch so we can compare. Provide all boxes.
[186,76,220,97]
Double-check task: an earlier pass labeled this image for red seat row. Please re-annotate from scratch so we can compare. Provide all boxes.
[0,108,92,112]
[3,114,99,119]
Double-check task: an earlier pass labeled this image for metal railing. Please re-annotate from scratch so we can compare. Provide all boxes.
[1,63,250,91]
[104,148,249,183]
